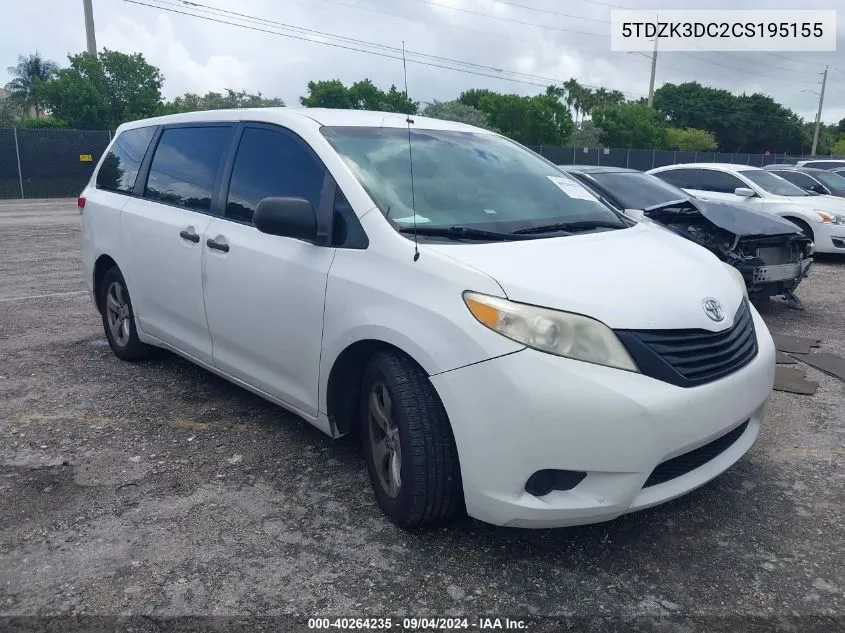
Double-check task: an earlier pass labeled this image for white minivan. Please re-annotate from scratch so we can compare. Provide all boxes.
[80,109,776,529]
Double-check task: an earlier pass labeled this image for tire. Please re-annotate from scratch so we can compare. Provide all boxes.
[98,265,152,361]
[787,218,814,242]
[359,350,463,528]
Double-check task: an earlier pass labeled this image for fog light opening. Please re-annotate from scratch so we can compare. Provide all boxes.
[525,469,587,497]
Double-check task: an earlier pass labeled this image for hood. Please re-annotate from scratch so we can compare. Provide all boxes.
[685,199,801,236]
[764,194,845,213]
[427,223,744,331]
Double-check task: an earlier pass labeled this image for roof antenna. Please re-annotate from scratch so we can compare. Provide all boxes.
[401,41,420,262]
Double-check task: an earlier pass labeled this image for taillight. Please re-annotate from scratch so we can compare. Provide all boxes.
[77,196,86,213]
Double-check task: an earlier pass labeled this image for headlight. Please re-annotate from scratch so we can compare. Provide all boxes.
[462,291,639,372]
[814,210,845,225]
[724,263,748,299]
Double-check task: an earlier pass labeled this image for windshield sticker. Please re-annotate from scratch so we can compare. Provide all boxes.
[394,215,431,224]
[547,176,595,201]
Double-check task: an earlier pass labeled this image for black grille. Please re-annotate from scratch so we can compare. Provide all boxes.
[615,301,758,388]
[643,420,749,488]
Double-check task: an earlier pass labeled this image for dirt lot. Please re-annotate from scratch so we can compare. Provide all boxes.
[1,199,843,628]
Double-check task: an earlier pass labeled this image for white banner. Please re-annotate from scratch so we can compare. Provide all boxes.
[610,10,837,52]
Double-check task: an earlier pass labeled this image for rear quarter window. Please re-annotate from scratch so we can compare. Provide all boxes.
[96,126,156,193]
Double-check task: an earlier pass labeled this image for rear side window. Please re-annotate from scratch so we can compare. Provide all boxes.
[696,169,746,193]
[771,170,816,189]
[656,168,698,189]
[96,126,155,193]
[226,127,325,224]
[144,126,233,212]
[803,161,845,169]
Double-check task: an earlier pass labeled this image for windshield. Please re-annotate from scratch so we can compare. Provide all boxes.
[589,171,689,209]
[740,170,809,196]
[320,126,626,236]
[812,170,845,194]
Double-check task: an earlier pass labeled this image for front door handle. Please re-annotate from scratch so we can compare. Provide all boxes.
[206,237,230,253]
[179,228,200,243]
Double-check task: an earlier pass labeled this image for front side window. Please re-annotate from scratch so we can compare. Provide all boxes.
[226,127,325,224]
[96,126,155,193]
[810,170,845,195]
[144,126,233,212]
[320,126,626,237]
[696,169,746,194]
[654,168,699,190]
[590,172,688,209]
[740,169,809,196]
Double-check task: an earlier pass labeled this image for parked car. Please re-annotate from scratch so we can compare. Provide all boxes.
[648,163,845,254]
[559,166,814,304]
[763,165,845,198]
[80,109,776,529]
[792,159,845,170]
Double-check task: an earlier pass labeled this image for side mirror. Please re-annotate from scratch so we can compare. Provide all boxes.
[810,184,827,195]
[253,197,319,242]
[734,187,756,198]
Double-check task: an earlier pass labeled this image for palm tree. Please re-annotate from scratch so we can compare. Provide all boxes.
[5,52,58,118]
[563,79,582,126]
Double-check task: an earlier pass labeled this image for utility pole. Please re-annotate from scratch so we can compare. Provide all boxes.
[83,0,97,56]
[647,15,659,107]
[811,65,828,156]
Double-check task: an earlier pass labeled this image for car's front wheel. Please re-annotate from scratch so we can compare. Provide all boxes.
[98,266,152,361]
[360,350,463,528]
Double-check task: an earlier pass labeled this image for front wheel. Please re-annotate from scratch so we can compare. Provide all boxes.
[360,351,463,528]
[787,218,814,242]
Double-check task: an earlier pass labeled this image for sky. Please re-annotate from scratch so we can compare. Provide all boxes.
[3,0,845,125]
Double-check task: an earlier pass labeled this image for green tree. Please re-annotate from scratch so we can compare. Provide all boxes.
[38,49,164,129]
[653,82,739,150]
[457,89,573,145]
[666,127,718,151]
[832,138,845,156]
[735,92,803,154]
[592,102,668,149]
[164,88,284,113]
[837,118,845,135]
[299,78,417,113]
[5,52,58,118]
[653,82,804,153]
[421,99,496,130]
[571,120,603,147]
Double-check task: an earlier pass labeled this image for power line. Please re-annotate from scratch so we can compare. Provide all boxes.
[125,0,835,126]
[123,0,580,90]
[425,0,610,23]
[394,0,607,36]
[149,0,611,87]
[675,52,829,85]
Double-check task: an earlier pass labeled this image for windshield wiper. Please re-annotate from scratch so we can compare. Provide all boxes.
[397,225,532,241]
[510,219,623,235]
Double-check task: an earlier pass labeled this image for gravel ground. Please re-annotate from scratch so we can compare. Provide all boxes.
[0,199,843,630]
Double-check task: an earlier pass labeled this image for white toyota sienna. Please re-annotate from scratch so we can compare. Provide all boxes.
[79,108,776,529]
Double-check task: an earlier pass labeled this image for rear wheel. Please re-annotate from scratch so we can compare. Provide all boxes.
[99,266,152,361]
[360,351,463,528]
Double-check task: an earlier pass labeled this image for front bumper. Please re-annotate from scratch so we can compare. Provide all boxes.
[810,222,845,253]
[430,307,775,528]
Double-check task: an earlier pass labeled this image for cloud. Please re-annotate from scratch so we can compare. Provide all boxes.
[99,14,252,97]
[1,0,843,124]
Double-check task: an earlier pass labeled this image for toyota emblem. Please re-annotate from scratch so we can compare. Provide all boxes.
[702,298,725,322]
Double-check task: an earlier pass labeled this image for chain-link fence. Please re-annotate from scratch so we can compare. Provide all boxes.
[531,147,845,170]
[1,129,844,199]
[0,127,111,199]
